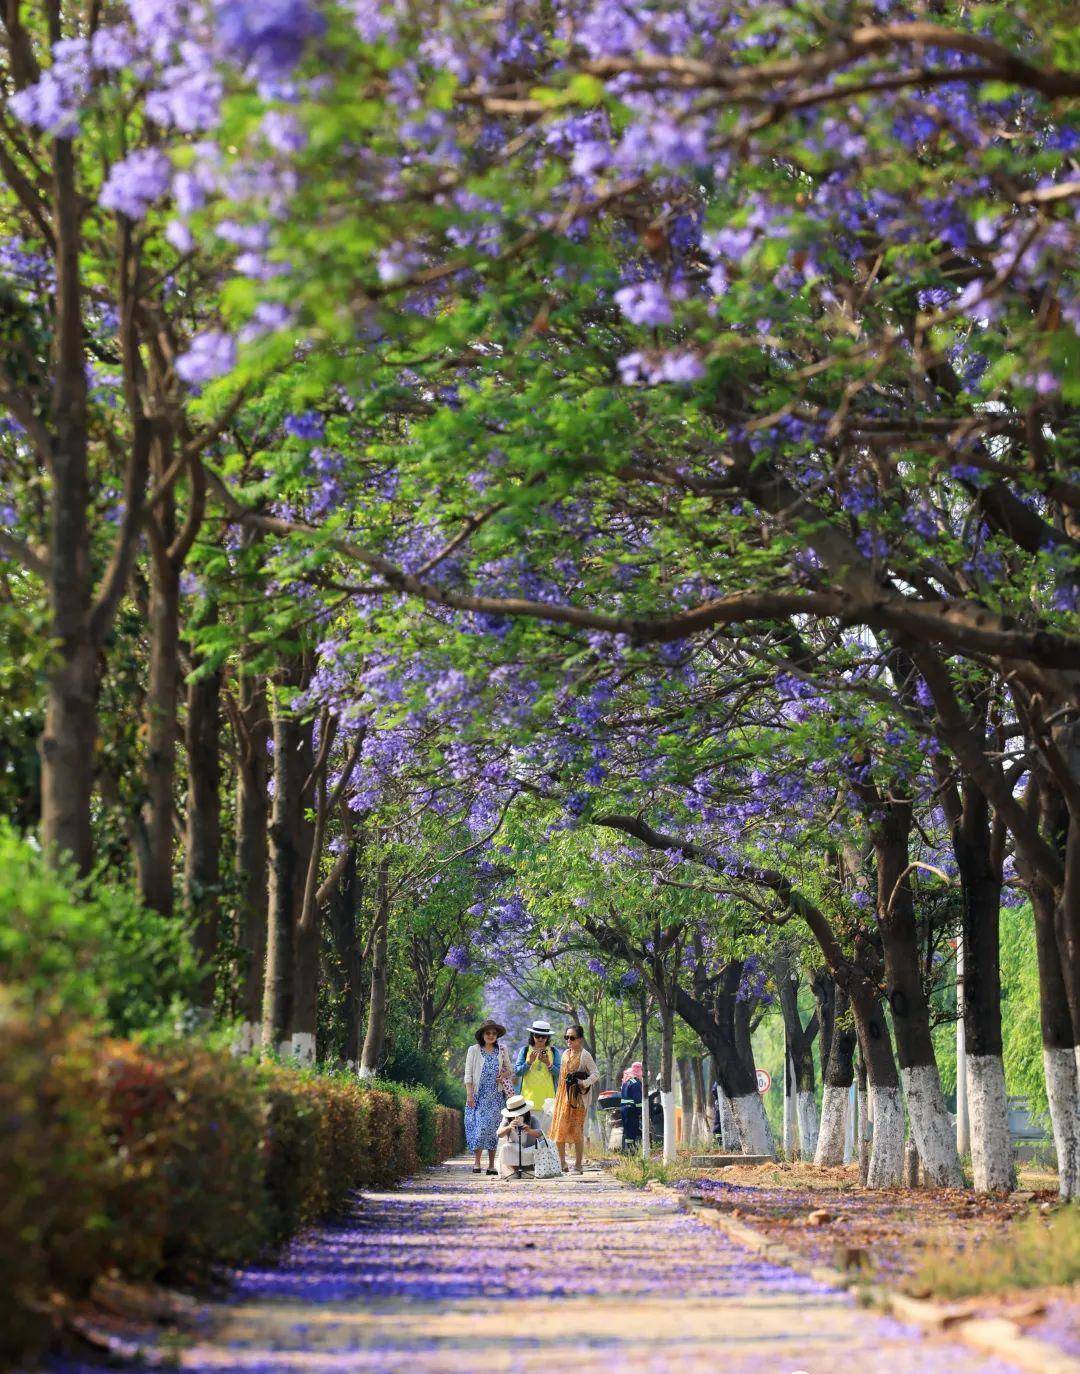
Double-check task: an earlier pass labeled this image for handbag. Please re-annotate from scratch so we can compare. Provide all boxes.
[533,1130,563,1179]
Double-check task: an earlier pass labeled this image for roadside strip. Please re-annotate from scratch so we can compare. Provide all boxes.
[643,1180,1080,1374]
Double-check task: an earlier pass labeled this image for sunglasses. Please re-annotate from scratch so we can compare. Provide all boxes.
[564,1034,579,1041]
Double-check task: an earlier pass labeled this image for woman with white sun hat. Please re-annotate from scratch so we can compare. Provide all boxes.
[494,1094,543,1178]
[514,1017,562,1129]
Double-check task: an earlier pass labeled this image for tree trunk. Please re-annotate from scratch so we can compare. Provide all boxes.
[261,680,313,1056]
[815,987,857,1166]
[137,530,180,917]
[326,844,363,1064]
[857,1057,871,1185]
[676,1056,695,1146]
[658,994,677,1163]
[812,970,836,1092]
[39,140,94,876]
[236,676,269,1049]
[953,781,1014,1192]
[848,981,905,1186]
[874,805,963,1186]
[291,758,327,1066]
[777,959,819,1159]
[184,643,222,1008]
[1031,876,1080,1200]
[359,854,390,1078]
[675,970,775,1157]
[690,1055,710,1146]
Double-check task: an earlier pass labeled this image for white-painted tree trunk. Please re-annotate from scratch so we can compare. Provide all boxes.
[865,1085,905,1187]
[814,1083,848,1166]
[234,1021,260,1055]
[277,1039,294,1060]
[967,1054,1015,1193]
[291,1031,316,1065]
[844,1082,856,1165]
[782,1052,795,1158]
[795,1089,819,1160]
[661,1090,677,1163]
[357,1062,377,1081]
[719,1091,740,1152]
[1045,1046,1080,1200]
[900,1063,964,1187]
[730,1091,775,1157]
[956,938,970,1157]
[692,1109,711,1146]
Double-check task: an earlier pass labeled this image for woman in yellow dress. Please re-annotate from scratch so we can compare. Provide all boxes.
[514,1018,561,1128]
[549,1025,599,1173]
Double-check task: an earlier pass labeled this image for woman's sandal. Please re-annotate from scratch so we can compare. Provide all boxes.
[472,1167,482,1173]
[486,1168,498,1175]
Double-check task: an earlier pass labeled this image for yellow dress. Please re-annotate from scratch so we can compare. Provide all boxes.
[521,1048,556,1111]
[549,1048,587,1146]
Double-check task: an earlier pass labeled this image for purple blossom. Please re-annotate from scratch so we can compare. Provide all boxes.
[175,329,237,386]
[444,944,470,972]
[614,281,672,328]
[215,0,327,81]
[285,410,325,441]
[99,149,173,221]
[10,41,90,137]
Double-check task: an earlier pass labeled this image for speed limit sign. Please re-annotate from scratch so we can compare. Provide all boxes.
[756,1068,772,1095]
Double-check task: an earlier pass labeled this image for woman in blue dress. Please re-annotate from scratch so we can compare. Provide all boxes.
[463,1019,514,1174]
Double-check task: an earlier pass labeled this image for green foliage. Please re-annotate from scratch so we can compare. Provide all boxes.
[1001,903,1046,1117]
[0,823,200,1033]
[611,1155,693,1188]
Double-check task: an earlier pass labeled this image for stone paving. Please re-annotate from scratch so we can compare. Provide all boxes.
[61,1159,1026,1374]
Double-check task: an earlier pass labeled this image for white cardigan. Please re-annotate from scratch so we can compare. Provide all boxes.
[464,1042,513,1092]
[566,1048,600,1105]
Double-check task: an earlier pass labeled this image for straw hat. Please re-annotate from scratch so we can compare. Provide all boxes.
[528,1018,553,1037]
[474,1018,507,1044]
[501,1094,532,1120]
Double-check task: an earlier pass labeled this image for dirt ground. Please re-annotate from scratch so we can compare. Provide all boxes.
[679,1160,1080,1361]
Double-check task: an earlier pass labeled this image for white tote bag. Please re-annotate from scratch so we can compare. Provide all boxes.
[533,1130,563,1179]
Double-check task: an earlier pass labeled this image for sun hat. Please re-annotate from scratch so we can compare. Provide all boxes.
[528,1018,553,1036]
[501,1094,532,1120]
[475,1018,507,1044]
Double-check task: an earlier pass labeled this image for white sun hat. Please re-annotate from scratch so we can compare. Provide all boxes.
[528,1018,553,1036]
[501,1094,532,1119]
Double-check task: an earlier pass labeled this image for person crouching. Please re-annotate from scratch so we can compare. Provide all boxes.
[495,1094,542,1178]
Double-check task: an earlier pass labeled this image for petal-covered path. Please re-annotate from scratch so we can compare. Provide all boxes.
[72,1160,1024,1374]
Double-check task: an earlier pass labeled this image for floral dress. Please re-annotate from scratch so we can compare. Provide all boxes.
[465,1048,505,1153]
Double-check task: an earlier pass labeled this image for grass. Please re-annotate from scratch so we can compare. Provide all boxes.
[910,1206,1080,1299]
[611,1155,695,1188]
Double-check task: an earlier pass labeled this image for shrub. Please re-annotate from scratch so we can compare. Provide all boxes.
[0,823,199,1032]
[413,1084,440,1166]
[356,1083,405,1188]
[436,1105,463,1161]
[0,993,111,1364]
[0,993,458,1370]
[103,1044,266,1280]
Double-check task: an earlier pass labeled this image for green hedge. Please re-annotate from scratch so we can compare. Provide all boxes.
[0,993,462,1367]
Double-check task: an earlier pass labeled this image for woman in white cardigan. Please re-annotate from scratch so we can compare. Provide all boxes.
[463,1019,515,1174]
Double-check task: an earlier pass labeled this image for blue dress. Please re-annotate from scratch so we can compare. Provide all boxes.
[465,1048,504,1153]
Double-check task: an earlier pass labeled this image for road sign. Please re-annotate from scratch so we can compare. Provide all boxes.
[756,1069,772,1095]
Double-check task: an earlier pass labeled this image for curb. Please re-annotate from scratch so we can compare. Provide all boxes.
[643,1181,1080,1374]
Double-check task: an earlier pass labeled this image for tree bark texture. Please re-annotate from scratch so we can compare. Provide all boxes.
[236,676,270,1037]
[262,679,314,1054]
[359,854,390,1078]
[184,643,222,1007]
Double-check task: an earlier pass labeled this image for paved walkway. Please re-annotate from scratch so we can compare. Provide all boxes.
[72,1159,1023,1374]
